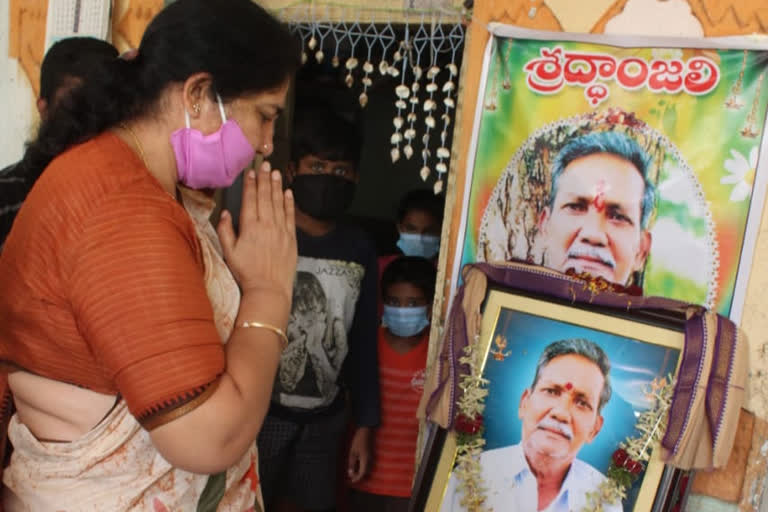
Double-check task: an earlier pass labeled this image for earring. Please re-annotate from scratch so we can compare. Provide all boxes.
[192,104,201,115]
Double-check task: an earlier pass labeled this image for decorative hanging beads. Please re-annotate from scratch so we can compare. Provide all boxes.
[282,5,464,194]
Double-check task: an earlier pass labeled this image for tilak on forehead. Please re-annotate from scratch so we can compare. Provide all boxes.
[593,179,609,212]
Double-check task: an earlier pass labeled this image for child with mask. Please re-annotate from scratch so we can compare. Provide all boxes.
[348,256,437,512]
[379,189,443,274]
[257,105,380,512]
[377,189,443,317]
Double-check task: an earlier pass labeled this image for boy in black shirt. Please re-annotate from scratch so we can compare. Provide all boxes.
[257,106,380,512]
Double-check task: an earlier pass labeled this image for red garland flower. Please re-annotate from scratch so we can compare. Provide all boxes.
[612,448,644,475]
[625,459,644,475]
[455,413,484,435]
[612,448,629,467]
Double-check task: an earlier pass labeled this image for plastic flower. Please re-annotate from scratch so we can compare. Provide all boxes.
[611,448,645,476]
[455,413,484,435]
[625,459,644,475]
[722,146,758,201]
[612,448,629,467]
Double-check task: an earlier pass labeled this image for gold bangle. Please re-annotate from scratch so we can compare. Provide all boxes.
[240,321,289,349]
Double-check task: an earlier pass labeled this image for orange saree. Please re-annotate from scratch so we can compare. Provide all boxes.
[0,133,260,510]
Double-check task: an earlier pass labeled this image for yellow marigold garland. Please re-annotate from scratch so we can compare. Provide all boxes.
[583,375,676,511]
[453,342,490,512]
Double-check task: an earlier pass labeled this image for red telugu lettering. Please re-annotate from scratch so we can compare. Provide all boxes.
[521,46,721,104]
[648,59,685,92]
[524,46,565,94]
[563,52,617,85]
[585,84,609,106]
[684,57,720,95]
[616,57,649,89]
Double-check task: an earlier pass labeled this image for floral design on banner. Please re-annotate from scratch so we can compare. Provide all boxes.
[722,146,758,202]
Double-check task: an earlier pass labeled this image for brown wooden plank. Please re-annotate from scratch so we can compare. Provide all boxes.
[739,415,768,511]
[692,409,755,503]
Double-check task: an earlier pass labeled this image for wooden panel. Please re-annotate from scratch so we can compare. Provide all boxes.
[692,409,754,502]
[8,0,47,97]
[687,495,739,512]
[112,0,164,51]
[739,415,768,510]
[544,0,618,32]
[689,1,768,36]
[261,0,464,24]
[592,0,631,33]
[7,0,164,94]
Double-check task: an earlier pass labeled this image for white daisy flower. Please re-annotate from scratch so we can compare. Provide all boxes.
[721,146,758,201]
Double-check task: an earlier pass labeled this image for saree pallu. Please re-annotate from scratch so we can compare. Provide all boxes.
[2,188,262,511]
[418,261,748,470]
[661,312,749,469]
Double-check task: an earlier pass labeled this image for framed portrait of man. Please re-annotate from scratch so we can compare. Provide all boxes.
[414,290,684,512]
[451,25,768,322]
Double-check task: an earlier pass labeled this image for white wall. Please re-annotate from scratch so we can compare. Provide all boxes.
[1,5,39,169]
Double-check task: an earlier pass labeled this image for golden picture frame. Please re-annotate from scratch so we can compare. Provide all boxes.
[416,289,685,512]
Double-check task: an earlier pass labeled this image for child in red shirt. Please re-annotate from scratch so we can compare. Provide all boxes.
[349,256,437,512]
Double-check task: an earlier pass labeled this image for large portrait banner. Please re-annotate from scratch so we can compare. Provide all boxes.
[452,25,768,321]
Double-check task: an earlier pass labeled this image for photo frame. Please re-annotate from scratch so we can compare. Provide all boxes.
[413,289,685,512]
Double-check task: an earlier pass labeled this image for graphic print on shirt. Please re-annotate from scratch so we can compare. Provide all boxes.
[275,257,364,410]
[410,369,426,392]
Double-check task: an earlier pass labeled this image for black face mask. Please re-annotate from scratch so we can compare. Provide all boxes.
[290,174,356,220]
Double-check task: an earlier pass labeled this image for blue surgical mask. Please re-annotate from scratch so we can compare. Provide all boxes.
[382,305,430,338]
[396,232,441,259]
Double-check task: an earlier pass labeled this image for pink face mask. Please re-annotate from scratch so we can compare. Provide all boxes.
[170,94,256,189]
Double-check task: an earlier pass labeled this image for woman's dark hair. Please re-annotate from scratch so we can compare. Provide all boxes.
[20,0,301,184]
[381,256,437,302]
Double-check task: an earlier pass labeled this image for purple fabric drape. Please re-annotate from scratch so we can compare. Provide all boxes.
[427,261,738,459]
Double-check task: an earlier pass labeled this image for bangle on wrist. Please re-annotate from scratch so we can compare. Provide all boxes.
[240,321,289,350]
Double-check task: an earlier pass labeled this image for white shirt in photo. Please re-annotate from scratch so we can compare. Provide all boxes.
[440,443,623,512]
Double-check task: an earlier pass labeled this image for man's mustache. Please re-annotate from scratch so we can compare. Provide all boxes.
[537,417,573,440]
[567,246,615,269]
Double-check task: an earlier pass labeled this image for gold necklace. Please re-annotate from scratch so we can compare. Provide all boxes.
[120,123,149,169]
[120,123,177,200]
